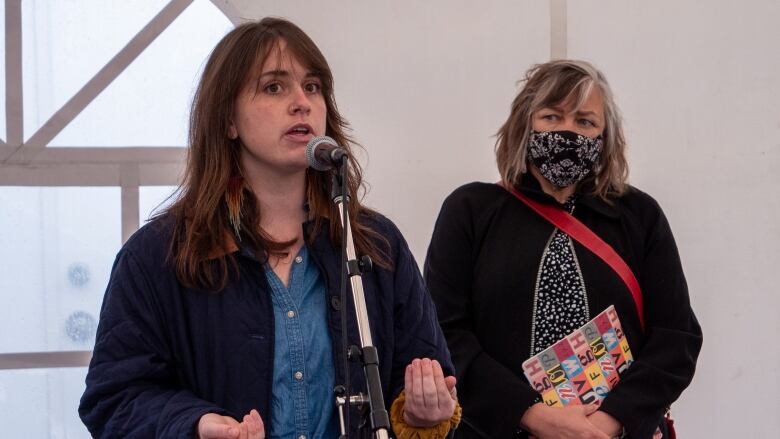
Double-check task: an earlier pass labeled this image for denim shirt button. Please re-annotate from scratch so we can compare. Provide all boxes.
[298,435,306,439]
[287,310,295,318]
[294,371,303,380]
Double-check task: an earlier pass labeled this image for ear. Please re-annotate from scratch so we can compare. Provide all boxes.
[228,119,238,140]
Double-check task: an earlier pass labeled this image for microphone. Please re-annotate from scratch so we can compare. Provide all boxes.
[306,136,348,171]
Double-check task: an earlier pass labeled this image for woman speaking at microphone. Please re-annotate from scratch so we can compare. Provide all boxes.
[425,60,701,438]
[79,18,458,439]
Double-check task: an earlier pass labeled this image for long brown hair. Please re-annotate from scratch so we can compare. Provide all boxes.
[495,59,628,199]
[162,17,389,291]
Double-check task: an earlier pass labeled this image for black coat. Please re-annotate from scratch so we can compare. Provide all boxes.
[425,174,702,439]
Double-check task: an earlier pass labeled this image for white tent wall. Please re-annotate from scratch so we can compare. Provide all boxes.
[1,1,776,437]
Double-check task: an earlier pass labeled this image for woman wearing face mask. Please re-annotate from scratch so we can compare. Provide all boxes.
[425,60,702,439]
[79,18,460,439]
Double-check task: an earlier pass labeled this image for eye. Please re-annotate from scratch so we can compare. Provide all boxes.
[578,119,596,128]
[263,82,283,94]
[540,113,560,121]
[303,80,322,94]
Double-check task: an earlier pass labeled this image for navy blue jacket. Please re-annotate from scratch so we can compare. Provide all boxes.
[79,213,453,438]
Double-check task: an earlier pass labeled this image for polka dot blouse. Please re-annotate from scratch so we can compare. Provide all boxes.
[530,197,590,356]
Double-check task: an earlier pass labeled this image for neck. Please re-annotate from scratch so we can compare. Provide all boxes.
[243,166,308,243]
[529,165,577,204]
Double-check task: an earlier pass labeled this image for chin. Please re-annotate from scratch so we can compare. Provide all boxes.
[281,159,310,174]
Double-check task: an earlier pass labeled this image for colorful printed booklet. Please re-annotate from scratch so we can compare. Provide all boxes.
[522,305,633,407]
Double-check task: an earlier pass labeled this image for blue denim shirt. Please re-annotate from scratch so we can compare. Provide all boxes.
[265,247,338,439]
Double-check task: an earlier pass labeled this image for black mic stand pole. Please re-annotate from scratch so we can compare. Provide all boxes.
[331,159,390,439]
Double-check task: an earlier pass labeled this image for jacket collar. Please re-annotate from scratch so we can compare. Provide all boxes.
[206,219,327,261]
[515,172,620,219]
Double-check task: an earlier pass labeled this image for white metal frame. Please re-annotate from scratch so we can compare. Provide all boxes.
[0,0,241,370]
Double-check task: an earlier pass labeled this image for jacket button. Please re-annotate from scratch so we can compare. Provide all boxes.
[330,296,341,311]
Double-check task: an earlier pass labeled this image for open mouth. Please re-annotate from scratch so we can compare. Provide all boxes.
[286,124,312,136]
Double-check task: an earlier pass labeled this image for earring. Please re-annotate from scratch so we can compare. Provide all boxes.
[225,176,244,241]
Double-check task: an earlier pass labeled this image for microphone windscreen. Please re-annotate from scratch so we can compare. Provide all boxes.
[306,135,338,171]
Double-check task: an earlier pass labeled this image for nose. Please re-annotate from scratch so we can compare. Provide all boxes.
[559,116,579,133]
[289,86,311,115]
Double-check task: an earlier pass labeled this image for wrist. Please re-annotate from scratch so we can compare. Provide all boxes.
[518,399,545,433]
[590,410,623,437]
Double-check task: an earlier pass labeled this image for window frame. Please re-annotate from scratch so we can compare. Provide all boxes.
[0,0,240,370]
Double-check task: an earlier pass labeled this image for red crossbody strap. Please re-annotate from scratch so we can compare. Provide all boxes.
[500,183,645,330]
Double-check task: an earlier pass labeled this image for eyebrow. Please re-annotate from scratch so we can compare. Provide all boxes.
[575,110,600,118]
[545,106,601,119]
[258,70,319,79]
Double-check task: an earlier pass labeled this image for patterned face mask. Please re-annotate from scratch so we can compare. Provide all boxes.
[527,130,603,188]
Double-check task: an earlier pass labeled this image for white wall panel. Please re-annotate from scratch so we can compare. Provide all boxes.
[232,0,550,260]
[565,1,779,437]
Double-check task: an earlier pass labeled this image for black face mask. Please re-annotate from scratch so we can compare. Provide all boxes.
[527,130,603,188]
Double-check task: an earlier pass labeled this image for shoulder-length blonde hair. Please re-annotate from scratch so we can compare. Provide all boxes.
[495,59,628,199]
[161,17,389,291]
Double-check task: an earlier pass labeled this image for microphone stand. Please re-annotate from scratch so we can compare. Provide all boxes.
[331,159,390,439]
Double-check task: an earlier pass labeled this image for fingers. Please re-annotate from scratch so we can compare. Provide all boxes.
[242,414,254,439]
[522,404,610,439]
[199,422,239,439]
[250,409,265,439]
[443,375,457,391]
[241,410,265,439]
[404,358,432,427]
[199,425,237,439]
[588,410,622,437]
[444,375,457,400]
[241,423,250,439]
[421,358,438,408]
[431,360,452,406]
[578,406,611,439]
[411,359,424,409]
[404,361,413,399]
[582,403,600,416]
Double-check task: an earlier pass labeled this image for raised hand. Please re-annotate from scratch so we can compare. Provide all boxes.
[402,358,458,427]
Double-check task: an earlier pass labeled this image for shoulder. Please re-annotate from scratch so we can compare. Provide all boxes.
[614,185,666,223]
[435,181,510,220]
[610,185,675,243]
[101,215,181,317]
[442,181,508,208]
[357,209,408,252]
[119,213,177,270]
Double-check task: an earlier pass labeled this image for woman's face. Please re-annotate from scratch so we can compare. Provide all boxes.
[229,41,327,178]
[531,87,605,139]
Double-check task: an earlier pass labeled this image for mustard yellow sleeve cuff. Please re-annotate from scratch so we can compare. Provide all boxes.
[389,390,462,439]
